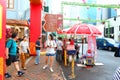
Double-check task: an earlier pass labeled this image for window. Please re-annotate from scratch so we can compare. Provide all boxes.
[7,0,14,9]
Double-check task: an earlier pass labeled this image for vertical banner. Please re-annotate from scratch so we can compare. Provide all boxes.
[0,5,2,39]
[0,0,6,80]
[88,35,97,62]
[88,35,97,54]
[30,3,42,56]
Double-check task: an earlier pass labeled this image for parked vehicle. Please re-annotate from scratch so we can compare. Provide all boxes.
[96,38,119,51]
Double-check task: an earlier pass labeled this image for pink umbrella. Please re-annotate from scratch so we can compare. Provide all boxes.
[66,23,101,35]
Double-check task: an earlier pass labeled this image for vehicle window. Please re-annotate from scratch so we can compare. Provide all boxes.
[104,40,107,43]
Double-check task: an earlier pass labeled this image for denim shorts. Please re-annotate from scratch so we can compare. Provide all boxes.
[46,53,55,56]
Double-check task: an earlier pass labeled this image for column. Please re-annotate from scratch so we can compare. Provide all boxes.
[30,3,42,56]
[0,0,6,80]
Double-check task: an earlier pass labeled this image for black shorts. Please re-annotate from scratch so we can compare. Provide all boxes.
[6,55,19,66]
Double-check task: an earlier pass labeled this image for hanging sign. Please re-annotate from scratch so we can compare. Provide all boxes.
[44,14,63,32]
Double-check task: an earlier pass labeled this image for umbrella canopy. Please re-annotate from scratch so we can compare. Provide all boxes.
[66,23,101,35]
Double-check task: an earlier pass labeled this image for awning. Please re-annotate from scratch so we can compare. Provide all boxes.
[6,19,29,27]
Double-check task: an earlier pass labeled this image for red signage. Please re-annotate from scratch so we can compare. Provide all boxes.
[43,14,63,32]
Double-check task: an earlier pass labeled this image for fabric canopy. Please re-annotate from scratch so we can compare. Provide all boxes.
[6,19,28,26]
[66,23,101,35]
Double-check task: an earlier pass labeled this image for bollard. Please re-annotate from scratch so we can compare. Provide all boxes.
[64,50,67,66]
[69,55,75,79]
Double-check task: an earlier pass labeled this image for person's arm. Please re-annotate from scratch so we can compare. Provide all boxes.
[6,48,9,59]
[35,41,39,47]
[5,40,12,59]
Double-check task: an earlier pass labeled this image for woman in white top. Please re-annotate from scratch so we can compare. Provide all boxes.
[19,36,30,70]
[43,34,56,72]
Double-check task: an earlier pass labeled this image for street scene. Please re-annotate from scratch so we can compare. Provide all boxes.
[0,0,120,80]
[61,44,120,80]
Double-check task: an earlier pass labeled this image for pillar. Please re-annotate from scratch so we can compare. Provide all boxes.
[0,0,6,80]
[30,2,42,56]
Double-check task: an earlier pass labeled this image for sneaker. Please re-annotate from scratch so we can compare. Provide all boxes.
[50,67,54,72]
[5,73,11,78]
[35,62,40,65]
[43,65,48,69]
[18,71,24,77]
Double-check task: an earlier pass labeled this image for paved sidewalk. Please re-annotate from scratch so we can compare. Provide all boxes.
[5,55,64,80]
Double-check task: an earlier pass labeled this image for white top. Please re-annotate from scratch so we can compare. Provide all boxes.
[46,40,56,54]
[57,40,63,50]
[20,41,29,53]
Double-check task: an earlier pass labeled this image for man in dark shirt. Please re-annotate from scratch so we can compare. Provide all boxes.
[35,37,41,64]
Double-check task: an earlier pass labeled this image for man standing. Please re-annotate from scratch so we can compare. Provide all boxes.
[35,37,41,64]
[5,33,24,78]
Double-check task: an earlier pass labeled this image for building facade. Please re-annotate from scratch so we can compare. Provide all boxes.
[7,0,30,20]
[6,0,30,38]
[105,16,120,42]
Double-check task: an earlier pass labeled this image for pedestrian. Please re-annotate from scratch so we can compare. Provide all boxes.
[69,38,74,45]
[35,37,41,64]
[56,37,63,63]
[19,36,31,70]
[112,66,120,80]
[5,33,24,78]
[43,34,56,72]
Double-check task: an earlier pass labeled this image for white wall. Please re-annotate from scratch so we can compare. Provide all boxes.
[105,16,120,42]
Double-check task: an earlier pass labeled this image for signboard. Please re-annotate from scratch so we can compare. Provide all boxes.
[43,14,63,32]
[0,5,2,39]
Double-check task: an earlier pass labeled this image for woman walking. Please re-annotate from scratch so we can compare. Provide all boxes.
[43,34,56,72]
[19,36,30,70]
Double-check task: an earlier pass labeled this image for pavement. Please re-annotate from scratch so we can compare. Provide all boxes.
[5,51,65,80]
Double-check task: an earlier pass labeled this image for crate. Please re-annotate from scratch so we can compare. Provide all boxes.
[86,56,94,66]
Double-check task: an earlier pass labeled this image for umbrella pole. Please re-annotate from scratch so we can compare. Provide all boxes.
[82,37,84,55]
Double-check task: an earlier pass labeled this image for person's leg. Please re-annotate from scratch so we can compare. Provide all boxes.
[14,61,20,71]
[45,56,49,65]
[35,50,40,64]
[56,50,59,61]
[59,50,63,62]
[5,57,12,78]
[13,55,25,76]
[20,53,26,69]
[50,56,54,72]
[43,55,49,69]
[58,50,60,62]
[14,61,24,76]
[50,56,54,67]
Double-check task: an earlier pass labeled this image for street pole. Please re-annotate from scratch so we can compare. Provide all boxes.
[82,36,84,55]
